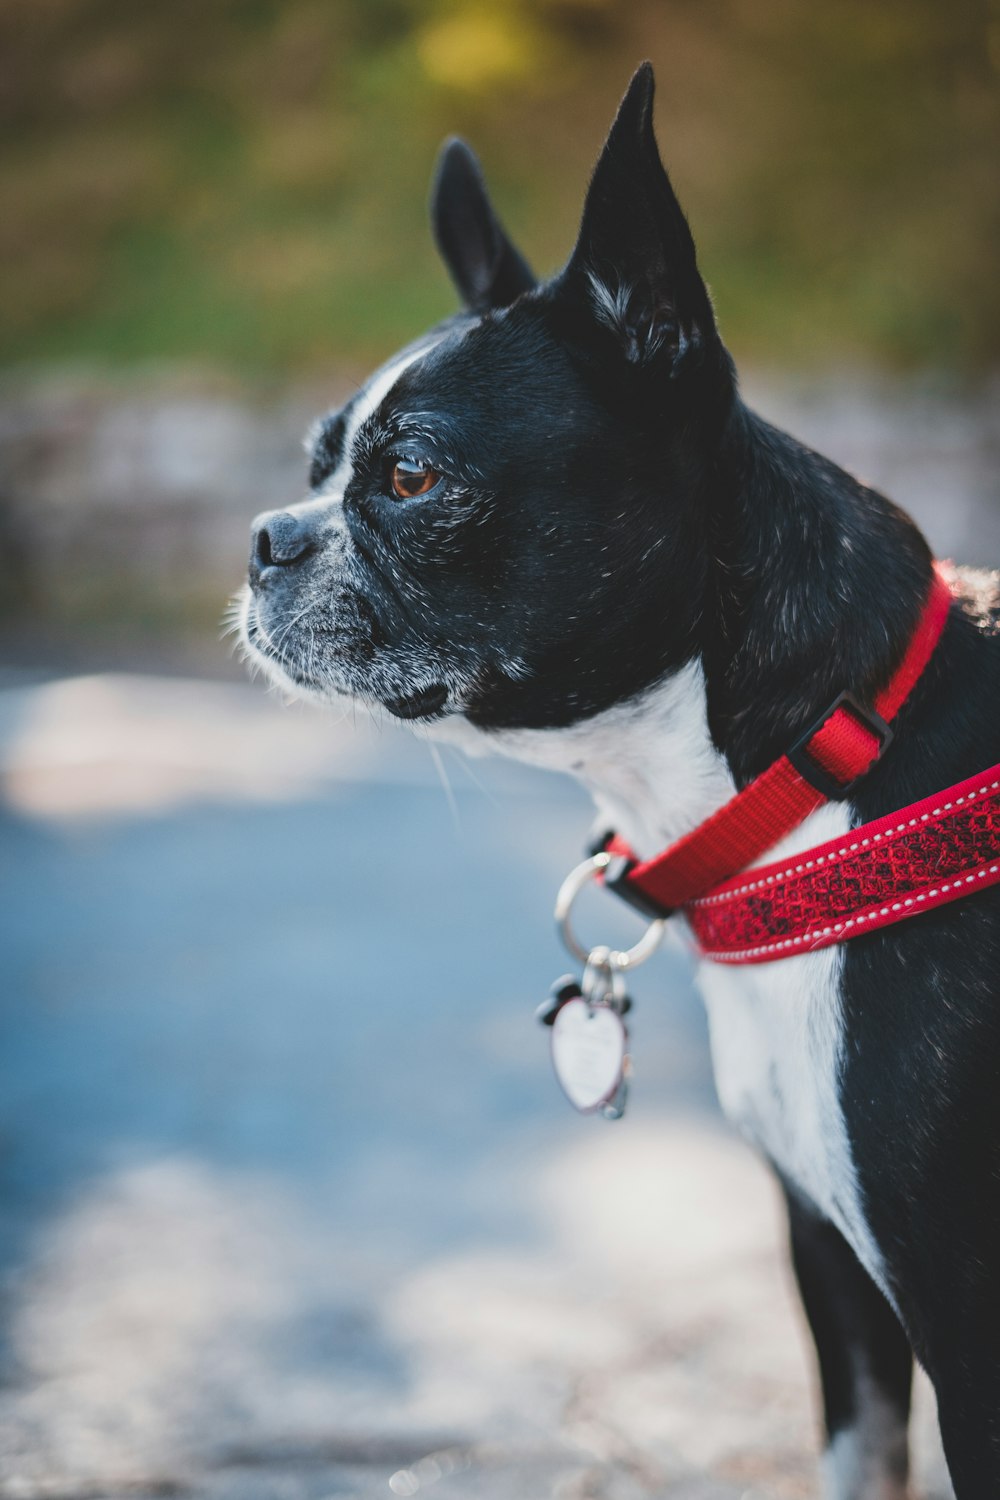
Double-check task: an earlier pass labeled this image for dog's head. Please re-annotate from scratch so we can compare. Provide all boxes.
[240,64,735,733]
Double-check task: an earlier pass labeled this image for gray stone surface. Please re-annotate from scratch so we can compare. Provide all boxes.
[0,674,954,1499]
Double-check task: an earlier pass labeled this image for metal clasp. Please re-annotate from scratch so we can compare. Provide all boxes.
[555,852,666,969]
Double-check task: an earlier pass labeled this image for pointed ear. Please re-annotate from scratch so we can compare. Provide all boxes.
[563,63,715,368]
[431,138,536,314]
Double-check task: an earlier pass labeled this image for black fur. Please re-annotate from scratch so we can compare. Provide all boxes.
[431,138,536,314]
[243,63,1000,1495]
[787,1185,913,1482]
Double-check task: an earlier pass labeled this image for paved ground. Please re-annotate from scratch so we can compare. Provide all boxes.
[0,675,953,1499]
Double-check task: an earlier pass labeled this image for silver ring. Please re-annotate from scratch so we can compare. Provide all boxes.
[554,853,666,968]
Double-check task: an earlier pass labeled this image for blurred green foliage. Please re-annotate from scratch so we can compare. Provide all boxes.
[1,0,998,373]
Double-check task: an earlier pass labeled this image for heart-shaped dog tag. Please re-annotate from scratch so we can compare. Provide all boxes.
[551,997,628,1114]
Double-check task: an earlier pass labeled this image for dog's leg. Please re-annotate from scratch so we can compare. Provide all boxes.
[785,1188,913,1500]
[927,1346,1000,1499]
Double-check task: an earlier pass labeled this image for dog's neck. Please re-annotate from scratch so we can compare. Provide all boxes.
[434,399,933,857]
[434,656,733,857]
[702,401,932,784]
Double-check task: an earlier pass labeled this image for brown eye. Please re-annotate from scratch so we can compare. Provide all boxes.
[390,457,441,499]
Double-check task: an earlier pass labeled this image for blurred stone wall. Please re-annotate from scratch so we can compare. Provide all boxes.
[0,370,997,670]
[0,374,347,654]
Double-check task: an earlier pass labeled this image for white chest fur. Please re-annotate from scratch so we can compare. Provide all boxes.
[697,804,889,1300]
[434,662,889,1298]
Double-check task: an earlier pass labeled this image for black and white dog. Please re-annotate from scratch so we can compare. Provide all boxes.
[240,65,1000,1499]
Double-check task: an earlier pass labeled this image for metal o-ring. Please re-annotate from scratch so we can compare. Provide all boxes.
[555,853,666,968]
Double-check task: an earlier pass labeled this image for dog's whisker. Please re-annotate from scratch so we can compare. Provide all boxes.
[427,741,462,835]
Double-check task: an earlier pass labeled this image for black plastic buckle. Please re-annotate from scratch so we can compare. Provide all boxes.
[787,690,893,802]
[602,855,674,921]
[584,832,673,919]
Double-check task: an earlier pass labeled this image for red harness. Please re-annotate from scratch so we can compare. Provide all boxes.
[600,564,1000,963]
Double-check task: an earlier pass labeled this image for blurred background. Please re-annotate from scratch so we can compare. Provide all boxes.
[0,2,996,1496]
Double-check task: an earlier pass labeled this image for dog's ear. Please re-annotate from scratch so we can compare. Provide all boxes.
[561,63,714,369]
[431,138,536,314]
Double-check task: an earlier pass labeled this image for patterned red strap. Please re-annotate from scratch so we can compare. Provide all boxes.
[687,763,1000,964]
[607,562,955,916]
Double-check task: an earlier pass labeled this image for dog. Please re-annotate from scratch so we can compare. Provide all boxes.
[239,64,1000,1499]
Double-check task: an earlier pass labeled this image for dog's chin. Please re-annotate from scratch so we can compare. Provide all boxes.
[382,684,450,721]
[254,654,451,724]
[237,595,326,701]
[245,639,325,700]
[238,595,453,722]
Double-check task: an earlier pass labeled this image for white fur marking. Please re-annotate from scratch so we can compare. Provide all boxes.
[586,270,634,339]
[430,659,732,856]
[319,342,440,500]
[699,800,891,1303]
[821,1374,909,1499]
[439,663,891,1303]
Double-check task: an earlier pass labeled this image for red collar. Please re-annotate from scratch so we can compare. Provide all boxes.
[595,563,1000,961]
[686,760,1000,962]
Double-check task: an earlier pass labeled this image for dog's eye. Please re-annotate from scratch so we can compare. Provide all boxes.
[390,457,441,500]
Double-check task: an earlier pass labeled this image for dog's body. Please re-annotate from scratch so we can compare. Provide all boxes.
[241,66,1000,1498]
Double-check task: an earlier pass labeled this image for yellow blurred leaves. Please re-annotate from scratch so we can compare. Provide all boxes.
[1,0,996,369]
[416,4,549,91]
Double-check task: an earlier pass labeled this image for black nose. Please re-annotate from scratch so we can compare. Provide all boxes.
[250,510,314,577]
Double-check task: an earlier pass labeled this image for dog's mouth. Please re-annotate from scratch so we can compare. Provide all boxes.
[239,596,322,691]
[383,683,449,721]
[240,594,451,720]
